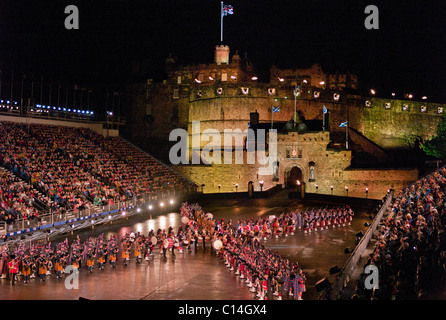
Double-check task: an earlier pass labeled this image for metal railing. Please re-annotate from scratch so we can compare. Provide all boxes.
[0,222,6,237]
[328,190,394,299]
[3,188,192,238]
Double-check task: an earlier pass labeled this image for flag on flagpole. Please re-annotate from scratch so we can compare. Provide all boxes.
[322,105,327,131]
[271,106,279,128]
[221,2,233,42]
[222,4,233,16]
[340,121,349,149]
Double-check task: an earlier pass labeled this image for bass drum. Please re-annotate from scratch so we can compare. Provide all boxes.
[163,239,169,249]
[213,240,223,250]
[181,216,189,224]
[151,236,157,246]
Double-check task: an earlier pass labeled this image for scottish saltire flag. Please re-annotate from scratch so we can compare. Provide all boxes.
[339,121,348,127]
[323,105,328,114]
[222,4,233,16]
[272,106,280,113]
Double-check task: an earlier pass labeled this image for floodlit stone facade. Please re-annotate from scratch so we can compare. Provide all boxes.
[124,45,440,199]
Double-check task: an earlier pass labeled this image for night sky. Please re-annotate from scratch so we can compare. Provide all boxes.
[1,0,446,113]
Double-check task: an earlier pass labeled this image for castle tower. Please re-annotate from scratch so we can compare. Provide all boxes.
[215,44,230,65]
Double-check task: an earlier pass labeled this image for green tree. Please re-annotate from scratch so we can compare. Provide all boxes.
[421,113,446,158]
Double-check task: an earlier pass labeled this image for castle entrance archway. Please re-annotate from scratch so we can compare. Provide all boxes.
[286,166,303,193]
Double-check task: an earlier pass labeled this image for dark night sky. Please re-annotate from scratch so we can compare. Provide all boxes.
[1,0,446,112]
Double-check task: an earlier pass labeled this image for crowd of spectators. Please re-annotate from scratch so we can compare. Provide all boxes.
[354,167,446,300]
[0,121,195,226]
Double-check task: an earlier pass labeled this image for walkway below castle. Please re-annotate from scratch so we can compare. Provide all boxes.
[0,191,375,300]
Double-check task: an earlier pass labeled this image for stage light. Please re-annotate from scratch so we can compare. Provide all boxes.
[122,211,126,216]
[160,202,164,207]
[370,89,376,95]
[169,199,174,205]
[137,208,141,213]
[251,76,258,81]
[148,205,153,210]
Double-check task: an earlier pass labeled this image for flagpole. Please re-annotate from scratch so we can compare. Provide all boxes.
[221,1,224,43]
[294,85,297,129]
[322,105,325,131]
[271,107,273,129]
[346,122,349,150]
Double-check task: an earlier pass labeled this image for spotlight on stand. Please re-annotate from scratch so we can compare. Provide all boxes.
[329,265,341,274]
[355,231,364,245]
[315,277,331,292]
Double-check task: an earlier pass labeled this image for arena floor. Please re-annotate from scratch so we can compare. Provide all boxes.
[0,191,375,300]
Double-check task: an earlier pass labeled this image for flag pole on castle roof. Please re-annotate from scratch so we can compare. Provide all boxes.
[220,1,223,43]
[221,2,233,43]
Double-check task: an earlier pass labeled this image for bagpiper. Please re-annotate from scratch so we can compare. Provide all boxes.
[21,255,31,284]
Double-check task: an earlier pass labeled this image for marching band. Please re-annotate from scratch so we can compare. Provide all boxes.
[0,202,354,300]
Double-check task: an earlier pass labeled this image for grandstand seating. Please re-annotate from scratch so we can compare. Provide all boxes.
[0,121,195,224]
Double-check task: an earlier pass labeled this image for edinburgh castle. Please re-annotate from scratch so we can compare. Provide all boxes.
[123,45,444,199]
